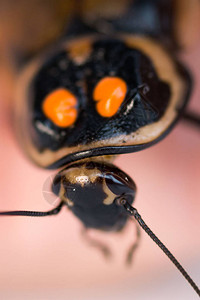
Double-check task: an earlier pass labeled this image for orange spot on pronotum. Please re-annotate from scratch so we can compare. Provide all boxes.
[42,88,78,127]
[93,77,127,117]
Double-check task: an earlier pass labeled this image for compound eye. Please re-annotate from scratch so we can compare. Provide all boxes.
[105,172,136,198]
[93,76,127,117]
[42,88,78,128]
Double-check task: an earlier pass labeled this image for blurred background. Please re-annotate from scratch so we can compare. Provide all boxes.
[0,0,200,299]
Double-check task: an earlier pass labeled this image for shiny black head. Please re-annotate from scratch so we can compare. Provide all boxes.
[52,160,136,231]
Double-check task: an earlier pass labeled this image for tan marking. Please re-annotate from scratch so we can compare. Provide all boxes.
[59,181,74,207]
[124,35,185,144]
[102,178,116,205]
[67,37,92,65]
[15,35,188,168]
[60,165,101,187]
[79,155,116,164]
[81,0,130,21]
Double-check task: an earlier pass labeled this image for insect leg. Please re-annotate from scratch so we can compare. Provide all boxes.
[126,219,141,265]
[182,111,200,129]
[81,227,112,259]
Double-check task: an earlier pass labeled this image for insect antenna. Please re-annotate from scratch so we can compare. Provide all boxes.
[0,201,64,217]
[183,111,200,128]
[117,198,200,296]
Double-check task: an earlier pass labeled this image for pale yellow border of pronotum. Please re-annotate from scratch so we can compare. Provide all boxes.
[15,34,187,168]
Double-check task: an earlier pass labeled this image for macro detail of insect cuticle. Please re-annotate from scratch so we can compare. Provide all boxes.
[1,0,200,297]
